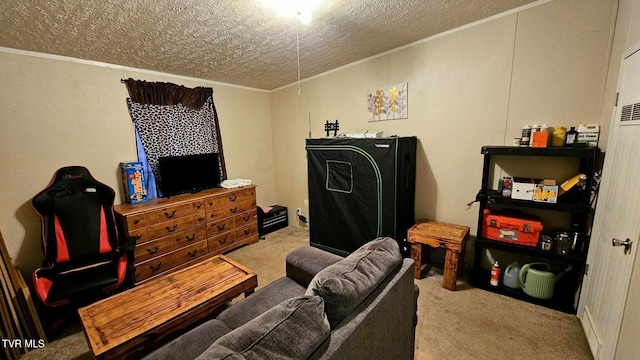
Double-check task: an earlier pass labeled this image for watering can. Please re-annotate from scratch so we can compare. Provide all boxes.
[519,262,572,299]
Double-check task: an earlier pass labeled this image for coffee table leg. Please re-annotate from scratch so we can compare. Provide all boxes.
[411,243,422,279]
[244,289,254,297]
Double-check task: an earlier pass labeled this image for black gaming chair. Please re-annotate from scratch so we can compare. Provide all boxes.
[32,166,132,307]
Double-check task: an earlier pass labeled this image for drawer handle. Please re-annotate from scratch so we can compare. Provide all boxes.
[136,234,142,239]
[217,224,226,231]
[243,229,251,235]
[209,201,214,206]
[209,213,217,219]
[188,249,199,257]
[230,207,238,214]
[164,210,176,219]
[166,224,178,233]
[150,262,162,272]
[243,215,250,222]
[229,195,237,202]
[197,217,205,223]
[133,219,140,225]
[147,246,159,254]
[185,234,197,241]
[196,203,202,209]
[218,237,228,245]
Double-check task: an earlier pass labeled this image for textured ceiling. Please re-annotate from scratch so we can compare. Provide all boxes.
[0,0,537,90]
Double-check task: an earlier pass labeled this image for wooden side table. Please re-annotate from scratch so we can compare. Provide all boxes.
[407,219,470,290]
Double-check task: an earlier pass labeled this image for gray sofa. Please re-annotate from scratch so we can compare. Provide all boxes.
[143,237,418,359]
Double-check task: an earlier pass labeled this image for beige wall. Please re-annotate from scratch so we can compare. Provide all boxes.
[271,0,615,240]
[0,51,276,279]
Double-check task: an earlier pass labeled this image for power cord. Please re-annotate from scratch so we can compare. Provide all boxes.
[296,208,308,224]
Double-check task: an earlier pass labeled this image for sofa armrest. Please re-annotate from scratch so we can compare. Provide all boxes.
[286,246,343,287]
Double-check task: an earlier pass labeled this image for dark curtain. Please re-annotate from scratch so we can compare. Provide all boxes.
[124,79,213,108]
[123,78,227,197]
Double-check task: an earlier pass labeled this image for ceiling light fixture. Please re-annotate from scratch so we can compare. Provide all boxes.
[262,0,321,24]
[262,0,320,96]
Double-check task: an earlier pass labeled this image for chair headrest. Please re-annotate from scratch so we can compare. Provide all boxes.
[49,166,101,193]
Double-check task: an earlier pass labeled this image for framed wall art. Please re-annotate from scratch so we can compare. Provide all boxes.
[367,82,407,121]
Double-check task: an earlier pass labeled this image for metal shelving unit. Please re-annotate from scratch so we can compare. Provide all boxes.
[470,146,601,314]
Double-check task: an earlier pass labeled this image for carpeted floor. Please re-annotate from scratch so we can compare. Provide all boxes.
[20,226,593,360]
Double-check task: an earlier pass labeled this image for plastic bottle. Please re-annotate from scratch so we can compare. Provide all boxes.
[521,125,531,147]
[501,177,512,197]
[490,261,500,286]
[565,126,578,146]
[529,124,540,147]
[552,126,567,147]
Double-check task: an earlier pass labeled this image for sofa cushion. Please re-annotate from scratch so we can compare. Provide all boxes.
[142,319,232,360]
[197,295,330,360]
[218,277,306,329]
[305,237,402,328]
[286,246,344,287]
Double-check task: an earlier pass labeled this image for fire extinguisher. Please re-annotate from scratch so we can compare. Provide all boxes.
[490,261,500,286]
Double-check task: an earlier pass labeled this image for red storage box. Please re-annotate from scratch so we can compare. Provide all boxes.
[481,209,543,247]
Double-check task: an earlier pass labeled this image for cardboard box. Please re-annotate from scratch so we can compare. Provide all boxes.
[482,209,543,247]
[531,131,549,148]
[576,124,600,147]
[120,162,148,204]
[512,178,557,201]
[512,177,536,200]
[533,180,559,203]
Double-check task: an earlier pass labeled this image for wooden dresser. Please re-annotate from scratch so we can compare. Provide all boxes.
[113,186,258,284]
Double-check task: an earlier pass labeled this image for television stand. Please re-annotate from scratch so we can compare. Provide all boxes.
[114,186,258,284]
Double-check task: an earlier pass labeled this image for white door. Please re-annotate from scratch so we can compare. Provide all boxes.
[577,45,640,359]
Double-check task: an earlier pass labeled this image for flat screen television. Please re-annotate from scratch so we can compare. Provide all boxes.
[158,153,221,197]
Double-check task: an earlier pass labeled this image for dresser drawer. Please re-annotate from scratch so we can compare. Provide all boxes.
[236,222,258,241]
[235,187,256,201]
[173,225,207,249]
[237,199,257,213]
[134,236,173,263]
[207,218,235,237]
[129,228,149,245]
[204,195,230,211]
[145,203,194,224]
[125,213,146,230]
[234,209,257,227]
[192,200,205,213]
[134,253,176,282]
[174,241,208,265]
[146,216,195,239]
[205,207,232,222]
[193,212,207,226]
[204,189,254,211]
[208,232,237,252]
[216,199,256,219]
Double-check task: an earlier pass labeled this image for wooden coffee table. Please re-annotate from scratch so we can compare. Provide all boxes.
[78,255,257,360]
